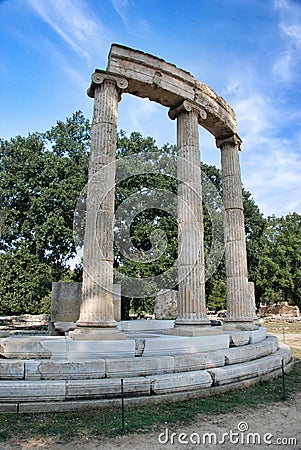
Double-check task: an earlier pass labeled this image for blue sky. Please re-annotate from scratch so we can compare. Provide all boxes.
[1,0,301,217]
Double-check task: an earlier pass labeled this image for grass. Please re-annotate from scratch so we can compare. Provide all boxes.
[265,321,301,359]
[264,322,301,332]
[0,361,300,443]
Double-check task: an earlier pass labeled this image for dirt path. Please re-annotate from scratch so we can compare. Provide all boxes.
[3,392,300,450]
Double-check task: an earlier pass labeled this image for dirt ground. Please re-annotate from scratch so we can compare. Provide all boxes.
[2,327,301,450]
[3,393,300,450]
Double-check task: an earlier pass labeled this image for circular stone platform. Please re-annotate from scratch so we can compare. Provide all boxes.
[0,323,293,413]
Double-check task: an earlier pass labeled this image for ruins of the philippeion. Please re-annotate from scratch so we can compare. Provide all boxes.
[0,45,292,412]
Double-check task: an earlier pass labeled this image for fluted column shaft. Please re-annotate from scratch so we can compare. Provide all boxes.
[169,101,209,326]
[216,135,256,327]
[76,75,125,328]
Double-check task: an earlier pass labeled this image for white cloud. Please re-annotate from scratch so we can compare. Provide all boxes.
[27,0,110,63]
[273,51,293,83]
[240,108,301,216]
[117,94,179,148]
[236,96,273,137]
[280,23,301,44]
[273,0,301,83]
[127,97,156,128]
[226,72,278,146]
[242,146,301,216]
[225,64,301,217]
[111,0,131,26]
[234,88,301,216]
[111,0,150,34]
[61,63,88,91]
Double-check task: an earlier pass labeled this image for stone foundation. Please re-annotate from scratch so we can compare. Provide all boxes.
[0,325,293,412]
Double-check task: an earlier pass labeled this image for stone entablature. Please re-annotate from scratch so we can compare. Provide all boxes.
[88,44,238,139]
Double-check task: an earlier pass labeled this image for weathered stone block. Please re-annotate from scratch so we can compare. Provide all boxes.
[208,348,291,386]
[249,326,266,344]
[105,356,174,378]
[225,336,278,365]
[51,282,82,322]
[174,350,225,372]
[120,320,174,331]
[0,403,18,412]
[66,339,135,360]
[0,331,10,338]
[66,377,150,399]
[143,334,229,357]
[263,335,279,354]
[254,336,278,359]
[224,346,257,365]
[112,284,121,322]
[149,370,212,394]
[209,363,255,385]
[51,282,121,324]
[154,290,178,320]
[40,338,68,359]
[277,343,292,365]
[54,322,76,333]
[69,326,126,341]
[225,331,250,347]
[25,359,106,380]
[107,44,238,137]
[0,337,52,359]
[0,380,66,402]
[0,360,24,379]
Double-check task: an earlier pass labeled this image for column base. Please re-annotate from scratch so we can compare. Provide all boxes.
[223,319,259,331]
[175,318,211,326]
[69,326,126,340]
[75,318,118,327]
[165,321,216,337]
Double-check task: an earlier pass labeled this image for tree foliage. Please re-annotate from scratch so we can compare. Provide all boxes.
[255,213,301,307]
[0,112,299,315]
[202,164,266,311]
[0,111,90,314]
[114,131,178,316]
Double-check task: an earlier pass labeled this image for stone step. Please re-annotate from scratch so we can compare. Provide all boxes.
[0,343,292,405]
[208,344,292,386]
[0,336,280,381]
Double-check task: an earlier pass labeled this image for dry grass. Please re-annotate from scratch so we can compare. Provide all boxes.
[264,321,301,360]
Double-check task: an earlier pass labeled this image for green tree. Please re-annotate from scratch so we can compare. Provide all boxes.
[2,115,289,318]
[0,111,90,314]
[202,163,266,311]
[114,138,266,315]
[114,131,178,317]
[0,247,52,314]
[257,213,301,307]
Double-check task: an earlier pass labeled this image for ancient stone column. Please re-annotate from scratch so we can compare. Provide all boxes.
[216,135,257,330]
[71,71,128,340]
[169,101,210,332]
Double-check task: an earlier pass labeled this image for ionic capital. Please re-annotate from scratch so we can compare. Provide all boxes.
[87,70,128,98]
[216,134,243,151]
[168,100,207,121]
